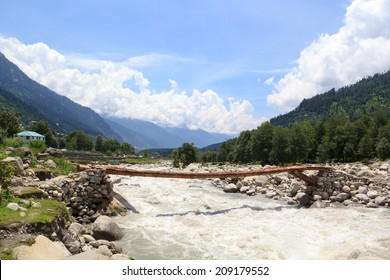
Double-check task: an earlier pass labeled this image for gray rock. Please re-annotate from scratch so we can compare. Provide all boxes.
[342,186,351,193]
[45,159,57,169]
[358,186,368,194]
[11,176,24,187]
[98,245,113,257]
[289,182,301,195]
[32,202,42,208]
[295,193,309,206]
[367,190,378,199]
[37,152,50,160]
[13,235,71,260]
[355,194,370,203]
[2,157,24,174]
[367,202,379,208]
[7,202,19,211]
[239,186,250,193]
[313,195,322,201]
[321,192,329,200]
[223,183,239,193]
[82,234,96,243]
[337,192,349,201]
[92,215,124,241]
[310,200,325,208]
[330,202,345,208]
[68,222,86,236]
[254,175,268,187]
[374,196,386,206]
[379,163,389,171]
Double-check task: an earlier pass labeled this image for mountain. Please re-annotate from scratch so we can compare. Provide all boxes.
[106,117,233,149]
[0,52,120,139]
[0,51,233,149]
[270,70,390,127]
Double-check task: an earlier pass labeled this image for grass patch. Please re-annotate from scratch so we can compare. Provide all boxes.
[0,198,71,225]
[122,157,160,165]
[0,248,17,260]
[44,157,77,175]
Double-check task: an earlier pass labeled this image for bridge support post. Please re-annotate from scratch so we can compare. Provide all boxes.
[289,170,317,186]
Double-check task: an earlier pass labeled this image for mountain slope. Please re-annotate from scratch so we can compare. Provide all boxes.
[270,70,390,127]
[0,52,120,139]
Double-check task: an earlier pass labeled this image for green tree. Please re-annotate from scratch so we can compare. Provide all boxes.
[269,126,290,165]
[234,130,252,163]
[376,137,390,160]
[172,143,197,168]
[121,142,135,155]
[103,138,121,154]
[31,120,58,148]
[95,135,104,152]
[0,111,20,137]
[358,134,374,161]
[289,122,315,163]
[250,122,273,164]
[65,130,93,151]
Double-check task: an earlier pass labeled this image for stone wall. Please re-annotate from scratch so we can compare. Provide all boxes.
[38,169,113,223]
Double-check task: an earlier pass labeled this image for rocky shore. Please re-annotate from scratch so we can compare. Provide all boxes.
[211,161,390,208]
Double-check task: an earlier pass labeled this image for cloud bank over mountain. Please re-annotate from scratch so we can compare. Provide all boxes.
[0,36,264,134]
[267,0,390,111]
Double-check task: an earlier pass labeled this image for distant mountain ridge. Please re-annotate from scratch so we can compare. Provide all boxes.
[270,70,390,127]
[0,52,233,149]
[105,116,233,149]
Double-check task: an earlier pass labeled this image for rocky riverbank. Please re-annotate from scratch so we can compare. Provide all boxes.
[1,152,389,259]
[212,161,390,208]
[1,151,131,260]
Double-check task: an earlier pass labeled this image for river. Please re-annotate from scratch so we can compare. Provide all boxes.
[112,176,390,260]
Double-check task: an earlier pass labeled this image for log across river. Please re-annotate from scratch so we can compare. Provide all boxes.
[77,164,332,186]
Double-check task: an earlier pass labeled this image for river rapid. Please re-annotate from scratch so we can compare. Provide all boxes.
[112,176,390,260]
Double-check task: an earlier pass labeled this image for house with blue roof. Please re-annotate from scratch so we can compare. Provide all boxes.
[17,131,45,143]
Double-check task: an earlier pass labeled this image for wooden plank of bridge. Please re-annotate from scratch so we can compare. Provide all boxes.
[77,164,331,185]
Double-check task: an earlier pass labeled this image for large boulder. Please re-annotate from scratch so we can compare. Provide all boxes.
[2,156,24,174]
[91,215,124,241]
[223,183,240,193]
[12,235,71,260]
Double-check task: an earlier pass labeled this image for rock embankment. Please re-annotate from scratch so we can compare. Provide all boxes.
[11,215,130,260]
[38,169,113,223]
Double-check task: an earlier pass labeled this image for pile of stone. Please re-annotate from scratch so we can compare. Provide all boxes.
[216,161,390,209]
[38,169,113,223]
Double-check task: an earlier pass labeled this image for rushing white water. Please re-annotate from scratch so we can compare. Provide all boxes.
[112,176,390,260]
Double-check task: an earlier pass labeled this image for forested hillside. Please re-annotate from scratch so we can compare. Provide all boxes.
[270,70,390,127]
[200,71,390,164]
[0,52,120,138]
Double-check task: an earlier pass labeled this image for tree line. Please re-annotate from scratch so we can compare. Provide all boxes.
[0,112,135,155]
[198,110,390,165]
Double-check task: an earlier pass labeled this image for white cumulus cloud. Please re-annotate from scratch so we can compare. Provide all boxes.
[0,36,264,134]
[267,0,390,111]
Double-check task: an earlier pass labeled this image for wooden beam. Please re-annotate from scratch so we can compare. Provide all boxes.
[77,164,330,183]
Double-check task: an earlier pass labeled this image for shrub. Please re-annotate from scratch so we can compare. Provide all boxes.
[29,140,47,154]
[3,137,24,148]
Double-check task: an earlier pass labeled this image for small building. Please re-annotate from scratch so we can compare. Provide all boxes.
[17,131,45,143]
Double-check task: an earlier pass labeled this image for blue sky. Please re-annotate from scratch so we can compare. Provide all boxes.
[1,0,390,134]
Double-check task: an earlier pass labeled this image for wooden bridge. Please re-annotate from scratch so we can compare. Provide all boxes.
[77,164,332,186]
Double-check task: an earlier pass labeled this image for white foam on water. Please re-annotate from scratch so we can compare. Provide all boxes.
[112,176,390,260]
